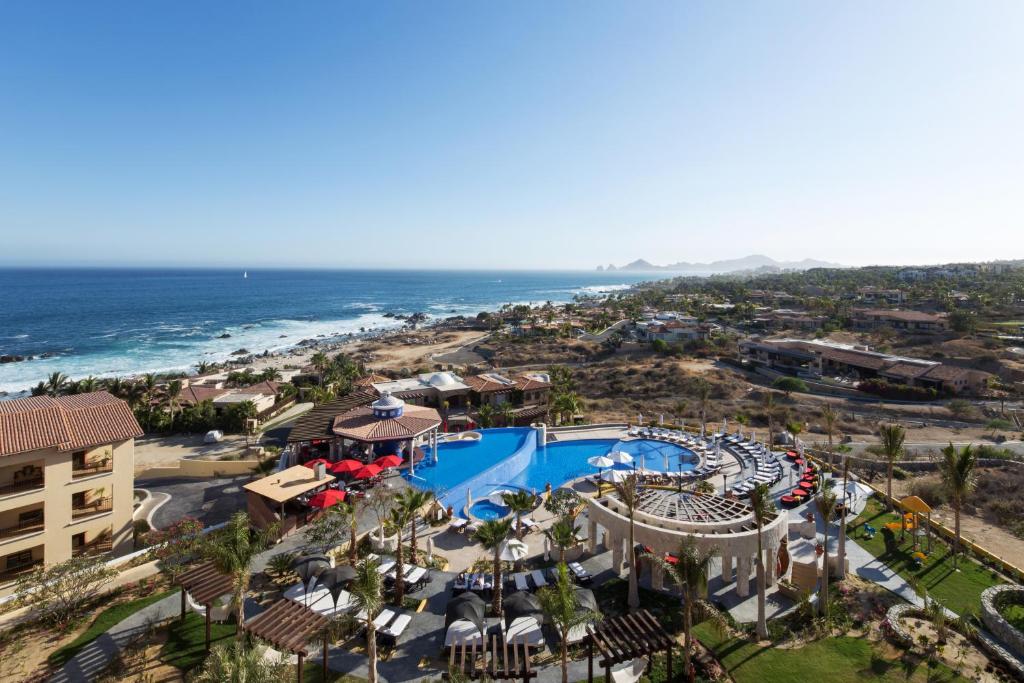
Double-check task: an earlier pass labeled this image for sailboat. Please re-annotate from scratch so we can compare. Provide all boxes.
[243,271,248,279]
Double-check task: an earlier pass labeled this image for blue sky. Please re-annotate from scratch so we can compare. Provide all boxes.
[1,2,1022,269]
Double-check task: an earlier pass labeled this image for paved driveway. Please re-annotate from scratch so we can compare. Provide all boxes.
[137,475,250,529]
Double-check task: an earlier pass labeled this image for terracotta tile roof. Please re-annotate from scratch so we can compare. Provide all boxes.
[880,362,934,379]
[0,391,143,457]
[515,375,551,391]
[819,348,890,370]
[920,365,976,382]
[244,380,281,397]
[180,385,227,406]
[355,373,390,388]
[856,309,946,323]
[331,404,441,442]
[286,390,377,443]
[465,374,515,393]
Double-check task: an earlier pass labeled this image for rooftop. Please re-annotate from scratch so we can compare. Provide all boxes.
[0,391,143,458]
[243,464,335,504]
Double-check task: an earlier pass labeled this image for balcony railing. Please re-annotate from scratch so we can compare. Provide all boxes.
[72,462,113,479]
[71,497,113,519]
[72,537,113,557]
[0,516,44,540]
[0,476,44,497]
[0,558,42,583]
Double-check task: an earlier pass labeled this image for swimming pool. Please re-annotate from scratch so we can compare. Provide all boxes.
[409,427,698,509]
[468,499,511,521]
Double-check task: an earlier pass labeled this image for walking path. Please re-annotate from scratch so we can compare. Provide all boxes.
[49,593,180,683]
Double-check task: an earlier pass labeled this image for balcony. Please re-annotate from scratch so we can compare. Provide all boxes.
[0,475,44,497]
[72,536,113,558]
[0,558,42,583]
[0,515,44,541]
[71,497,113,520]
[71,461,113,479]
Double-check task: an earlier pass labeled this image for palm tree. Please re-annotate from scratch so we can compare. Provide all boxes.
[500,401,516,427]
[474,518,513,615]
[202,511,276,639]
[611,474,641,611]
[311,351,330,387]
[107,376,125,398]
[673,400,688,427]
[822,404,838,467]
[537,564,600,683]
[192,640,288,682]
[477,403,495,428]
[878,423,906,511]
[552,392,583,426]
[545,517,579,563]
[395,488,433,565]
[124,381,145,409]
[164,379,183,429]
[837,457,850,581]
[696,379,711,434]
[45,371,69,397]
[339,499,360,564]
[349,558,384,683]
[762,391,776,449]
[814,487,838,619]
[76,375,99,394]
[939,443,978,568]
[658,536,717,683]
[387,505,413,605]
[501,490,536,539]
[196,361,213,375]
[142,373,157,402]
[748,482,775,640]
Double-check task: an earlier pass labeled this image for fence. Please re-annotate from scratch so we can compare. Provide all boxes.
[136,457,262,480]
[805,448,1024,583]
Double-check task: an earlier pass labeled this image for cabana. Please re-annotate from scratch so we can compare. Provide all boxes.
[330,392,442,475]
[176,562,235,651]
[244,465,336,534]
[242,598,332,683]
[585,609,674,683]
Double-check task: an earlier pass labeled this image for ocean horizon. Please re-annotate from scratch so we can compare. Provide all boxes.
[0,267,649,395]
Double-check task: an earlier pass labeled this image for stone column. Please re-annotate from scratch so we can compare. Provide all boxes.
[611,536,623,576]
[765,545,777,586]
[720,553,733,584]
[588,519,598,553]
[736,556,751,597]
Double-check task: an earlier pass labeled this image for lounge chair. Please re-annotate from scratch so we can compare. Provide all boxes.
[380,613,411,645]
[514,572,531,592]
[445,619,485,647]
[520,518,540,533]
[568,562,593,583]
[530,569,548,589]
[371,608,396,632]
[449,518,468,534]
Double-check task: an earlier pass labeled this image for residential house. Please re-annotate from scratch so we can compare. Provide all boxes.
[852,309,948,334]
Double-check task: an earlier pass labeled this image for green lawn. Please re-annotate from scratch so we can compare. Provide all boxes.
[48,589,176,668]
[160,611,237,672]
[692,623,968,683]
[1001,603,1024,632]
[847,496,1002,615]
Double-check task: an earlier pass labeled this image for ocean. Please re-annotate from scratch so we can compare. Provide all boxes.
[0,268,648,395]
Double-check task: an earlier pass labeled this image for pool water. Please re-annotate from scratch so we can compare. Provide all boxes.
[468,500,511,520]
[411,428,697,507]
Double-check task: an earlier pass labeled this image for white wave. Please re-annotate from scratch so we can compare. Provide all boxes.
[574,283,633,294]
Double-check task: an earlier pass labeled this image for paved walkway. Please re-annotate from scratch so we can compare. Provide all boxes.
[49,592,181,683]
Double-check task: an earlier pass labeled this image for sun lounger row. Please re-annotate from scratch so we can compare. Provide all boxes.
[355,607,413,645]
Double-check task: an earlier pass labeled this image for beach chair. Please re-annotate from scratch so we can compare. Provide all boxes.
[569,562,593,584]
[609,657,649,683]
[449,518,468,534]
[520,518,540,534]
[514,572,531,592]
[530,569,549,589]
[503,616,545,648]
[380,613,412,646]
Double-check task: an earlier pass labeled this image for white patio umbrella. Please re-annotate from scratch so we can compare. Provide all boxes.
[587,455,615,469]
[639,453,646,471]
[600,469,629,483]
[467,488,472,510]
[637,412,644,425]
[427,536,434,564]
[659,414,664,425]
[500,539,529,563]
[543,536,551,561]
[607,451,633,466]
[487,489,514,505]
[663,452,670,470]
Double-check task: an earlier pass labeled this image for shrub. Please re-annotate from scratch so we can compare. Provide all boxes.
[773,376,809,395]
[15,555,117,626]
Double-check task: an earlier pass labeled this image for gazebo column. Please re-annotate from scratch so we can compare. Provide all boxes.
[736,556,751,598]
[611,535,623,575]
[720,553,733,584]
[408,438,415,476]
[651,557,665,590]
[765,544,778,586]
[588,519,598,553]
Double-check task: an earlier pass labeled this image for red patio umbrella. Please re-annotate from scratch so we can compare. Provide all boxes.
[798,481,814,490]
[353,463,383,480]
[303,458,331,469]
[785,451,798,459]
[308,490,347,508]
[374,454,403,469]
[329,459,364,475]
[791,488,807,497]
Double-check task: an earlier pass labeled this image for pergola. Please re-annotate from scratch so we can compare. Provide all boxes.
[585,609,675,683]
[176,562,234,651]
[244,464,336,533]
[443,635,537,682]
[242,598,332,682]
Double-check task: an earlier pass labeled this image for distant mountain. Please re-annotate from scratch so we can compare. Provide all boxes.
[598,254,844,275]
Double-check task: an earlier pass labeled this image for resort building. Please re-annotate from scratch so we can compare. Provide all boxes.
[177,379,283,414]
[0,391,142,587]
[739,338,991,395]
[370,371,471,411]
[463,372,553,425]
[851,309,948,334]
[855,287,906,306]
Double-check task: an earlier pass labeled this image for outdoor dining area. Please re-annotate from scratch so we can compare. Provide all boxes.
[780,450,821,507]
